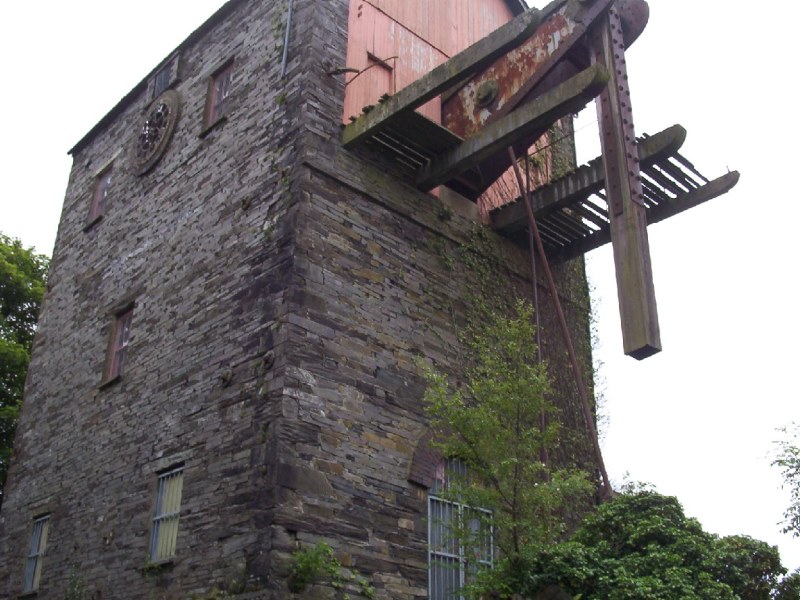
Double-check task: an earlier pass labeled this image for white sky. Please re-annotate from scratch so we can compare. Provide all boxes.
[1,0,797,574]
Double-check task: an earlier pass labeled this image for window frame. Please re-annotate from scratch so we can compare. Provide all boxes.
[23,514,50,593]
[428,459,493,600]
[148,465,184,563]
[102,305,134,385]
[87,162,113,227]
[202,59,234,133]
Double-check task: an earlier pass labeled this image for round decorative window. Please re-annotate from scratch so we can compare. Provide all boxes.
[131,89,181,175]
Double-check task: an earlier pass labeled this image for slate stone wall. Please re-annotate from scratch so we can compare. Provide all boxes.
[0,1,300,597]
[0,1,595,599]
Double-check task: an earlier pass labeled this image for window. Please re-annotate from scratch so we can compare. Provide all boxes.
[153,60,173,98]
[104,306,133,382]
[149,466,184,562]
[89,164,112,223]
[428,459,493,600]
[23,514,50,593]
[203,61,234,130]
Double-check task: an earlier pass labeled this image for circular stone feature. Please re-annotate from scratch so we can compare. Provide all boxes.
[131,89,181,175]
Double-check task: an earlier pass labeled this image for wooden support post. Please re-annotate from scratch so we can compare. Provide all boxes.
[591,5,660,360]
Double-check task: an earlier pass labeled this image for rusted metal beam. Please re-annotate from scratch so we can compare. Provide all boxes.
[507,147,613,498]
[551,171,740,262]
[342,6,552,148]
[591,5,660,360]
[491,124,687,233]
[416,64,609,191]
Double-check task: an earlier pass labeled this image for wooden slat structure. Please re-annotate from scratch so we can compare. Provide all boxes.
[491,126,740,264]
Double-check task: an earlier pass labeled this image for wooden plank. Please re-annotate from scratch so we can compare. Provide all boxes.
[645,171,740,226]
[342,7,547,147]
[491,124,687,233]
[388,110,463,154]
[416,63,609,190]
[551,171,740,263]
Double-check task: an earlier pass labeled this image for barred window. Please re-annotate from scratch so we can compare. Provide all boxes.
[428,459,493,600]
[23,514,50,593]
[149,466,184,562]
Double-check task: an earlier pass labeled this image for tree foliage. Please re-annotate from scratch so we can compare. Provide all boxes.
[421,300,594,559]
[773,423,800,539]
[475,490,788,600]
[0,233,49,499]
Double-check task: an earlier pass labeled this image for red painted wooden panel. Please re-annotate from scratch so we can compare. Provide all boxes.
[344,0,539,216]
[344,0,515,123]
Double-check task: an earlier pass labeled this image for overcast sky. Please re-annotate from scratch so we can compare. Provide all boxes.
[1,0,797,573]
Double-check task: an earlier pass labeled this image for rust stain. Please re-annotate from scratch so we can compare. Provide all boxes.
[442,4,577,137]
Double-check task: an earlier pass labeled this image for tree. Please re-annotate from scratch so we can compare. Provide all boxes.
[471,489,787,600]
[0,234,49,501]
[772,423,800,538]
[421,300,594,560]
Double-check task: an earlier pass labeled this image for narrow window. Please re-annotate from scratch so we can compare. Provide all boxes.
[153,59,174,98]
[105,306,133,382]
[89,164,112,223]
[23,515,50,593]
[428,459,493,600]
[203,61,234,130]
[149,466,184,562]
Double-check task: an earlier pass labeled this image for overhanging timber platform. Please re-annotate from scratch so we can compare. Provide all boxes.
[491,125,740,262]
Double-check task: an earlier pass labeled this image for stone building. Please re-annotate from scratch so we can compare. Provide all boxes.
[0,1,596,598]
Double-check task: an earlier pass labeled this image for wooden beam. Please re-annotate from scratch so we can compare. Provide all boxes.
[592,7,659,360]
[416,64,609,190]
[551,171,740,262]
[491,124,688,233]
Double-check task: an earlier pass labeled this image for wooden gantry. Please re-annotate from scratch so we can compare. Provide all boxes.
[342,0,739,360]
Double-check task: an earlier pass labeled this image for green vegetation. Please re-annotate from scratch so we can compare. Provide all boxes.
[773,423,800,539]
[421,302,794,599]
[421,300,593,559]
[0,233,48,503]
[476,488,788,600]
[288,542,375,599]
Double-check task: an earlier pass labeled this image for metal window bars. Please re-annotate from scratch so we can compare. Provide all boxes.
[149,466,184,561]
[429,459,493,600]
[23,515,49,592]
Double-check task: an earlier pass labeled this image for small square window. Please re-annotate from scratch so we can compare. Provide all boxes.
[89,164,113,224]
[104,306,133,383]
[23,514,50,593]
[203,61,234,130]
[149,466,184,562]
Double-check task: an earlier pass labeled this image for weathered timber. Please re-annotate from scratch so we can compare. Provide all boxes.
[416,64,609,190]
[491,124,687,233]
[453,0,616,135]
[592,6,660,360]
[551,171,740,262]
[342,6,551,147]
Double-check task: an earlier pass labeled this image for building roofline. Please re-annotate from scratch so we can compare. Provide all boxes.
[68,0,246,156]
[69,0,530,156]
